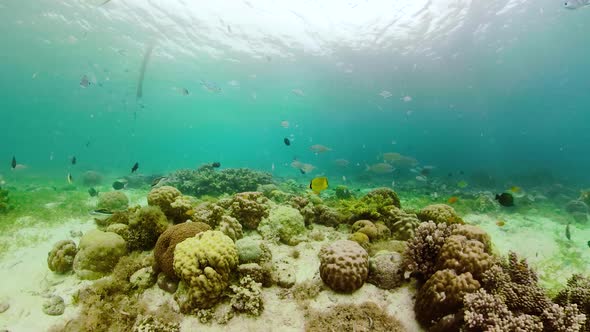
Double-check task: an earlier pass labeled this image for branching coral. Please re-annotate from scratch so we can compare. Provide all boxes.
[229,276,263,316]
[555,274,590,332]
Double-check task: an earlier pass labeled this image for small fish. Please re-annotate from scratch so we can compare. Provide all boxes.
[334,159,350,167]
[366,163,395,174]
[227,25,232,33]
[310,144,332,153]
[566,223,571,241]
[496,220,506,227]
[415,175,427,182]
[280,120,290,128]
[564,0,590,9]
[179,88,189,96]
[85,141,91,148]
[284,138,291,146]
[510,186,521,193]
[420,168,431,176]
[402,95,412,102]
[299,168,306,175]
[448,196,458,204]
[88,187,99,197]
[200,80,221,93]
[457,180,468,188]
[112,179,128,190]
[495,193,514,207]
[80,75,91,88]
[151,176,167,187]
[291,89,305,97]
[131,162,139,173]
[211,162,221,168]
[310,177,328,194]
[11,156,16,169]
[67,173,73,184]
[379,90,392,99]
[271,163,275,172]
[71,156,77,165]
[342,175,346,182]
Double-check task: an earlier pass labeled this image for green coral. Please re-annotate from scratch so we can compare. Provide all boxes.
[73,230,128,280]
[96,191,129,212]
[258,205,306,245]
[334,185,353,199]
[173,230,238,311]
[0,187,11,213]
[168,167,273,197]
[126,206,170,251]
[338,187,401,223]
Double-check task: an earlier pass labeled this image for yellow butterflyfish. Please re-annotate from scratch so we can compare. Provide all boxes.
[309,177,328,194]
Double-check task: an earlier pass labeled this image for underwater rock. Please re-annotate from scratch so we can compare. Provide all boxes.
[319,240,369,293]
[73,229,127,280]
[367,251,404,290]
[130,267,157,290]
[167,167,272,197]
[157,273,179,294]
[274,263,296,288]
[42,295,65,316]
[47,240,78,274]
[237,263,272,288]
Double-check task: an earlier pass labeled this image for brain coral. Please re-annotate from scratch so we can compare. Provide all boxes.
[153,221,211,279]
[96,191,129,212]
[319,240,369,293]
[219,215,243,242]
[415,269,480,326]
[173,230,238,310]
[417,204,463,225]
[147,186,182,220]
[47,240,78,273]
[436,234,494,280]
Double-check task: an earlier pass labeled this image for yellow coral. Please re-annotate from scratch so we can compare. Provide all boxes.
[173,230,238,309]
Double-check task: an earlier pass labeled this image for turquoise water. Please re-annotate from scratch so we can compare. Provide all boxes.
[1,1,590,331]
[2,0,589,184]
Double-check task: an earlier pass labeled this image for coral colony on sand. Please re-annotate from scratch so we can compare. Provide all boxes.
[0,165,582,332]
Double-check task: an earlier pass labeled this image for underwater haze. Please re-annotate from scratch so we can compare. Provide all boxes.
[2,0,590,331]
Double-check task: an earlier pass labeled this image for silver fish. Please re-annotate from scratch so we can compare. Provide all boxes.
[564,0,590,9]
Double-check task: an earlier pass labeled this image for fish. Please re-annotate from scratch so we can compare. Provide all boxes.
[280,120,289,128]
[80,75,91,88]
[564,0,590,9]
[11,156,16,169]
[299,169,306,175]
[71,156,77,165]
[211,162,221,168]
[379,90,392,99]
[402,95,412,102]
[448,196,458,204]
[381,152,418,167]
[112,179,128,190]
[67,173,73,184]
[334,159,350,167]
[151,176,167,187]
[131,162,139,173]
[365,163,395,174]
[342,175,346,182]
[178,88,189,96]
[284,138,291,146]
[88,187,99,197]
[587,241,590,248]
[420,167,432,176]
[309,177,328,194]
[510,186,521,193]
[495,193,514,207]
[291,159,315,174]
[200,80,222,93]
[291,89,305,97]
[496,220,506,227]
[566,223,571,241]
[457,180,469,188]
[415,175,427,182]
[310,144,332,153]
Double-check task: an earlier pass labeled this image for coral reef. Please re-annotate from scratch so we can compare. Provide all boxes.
[339,187,401,223]
[126,206,170,251]
[47,240,78,273]
[305,302,405,332]
[258,205,306,245]
[555,274,590,332]
[415,269,480,326]
[367,251,404,290]
[235,237,272,264]
[173,230,238,311]
[435,234,494,280]
[96,191,129,212]
[147,186,182,221]
[348,231,370,250]
[319,240,369,293]
[167,167,273,196]
[225,192,270,230]
[381,206,421,241]
[417,203,463,224]
[168,195,195,223]
[229,275,264,316]
[334,185,353,199]
[219,215,243,242]
[403,221,457,280]
[42,295,65,316]
[153,221,211,279]
[132,315,180,332]
[188,202,225,227]
[237,263,273,287]
[351,220,380,241]
[73,230,127,280]
[82,170,103,186]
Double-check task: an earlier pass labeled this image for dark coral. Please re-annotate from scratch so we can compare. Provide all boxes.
[153,222,211,279]
[555,274,590,332]
[167,167,272,197]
